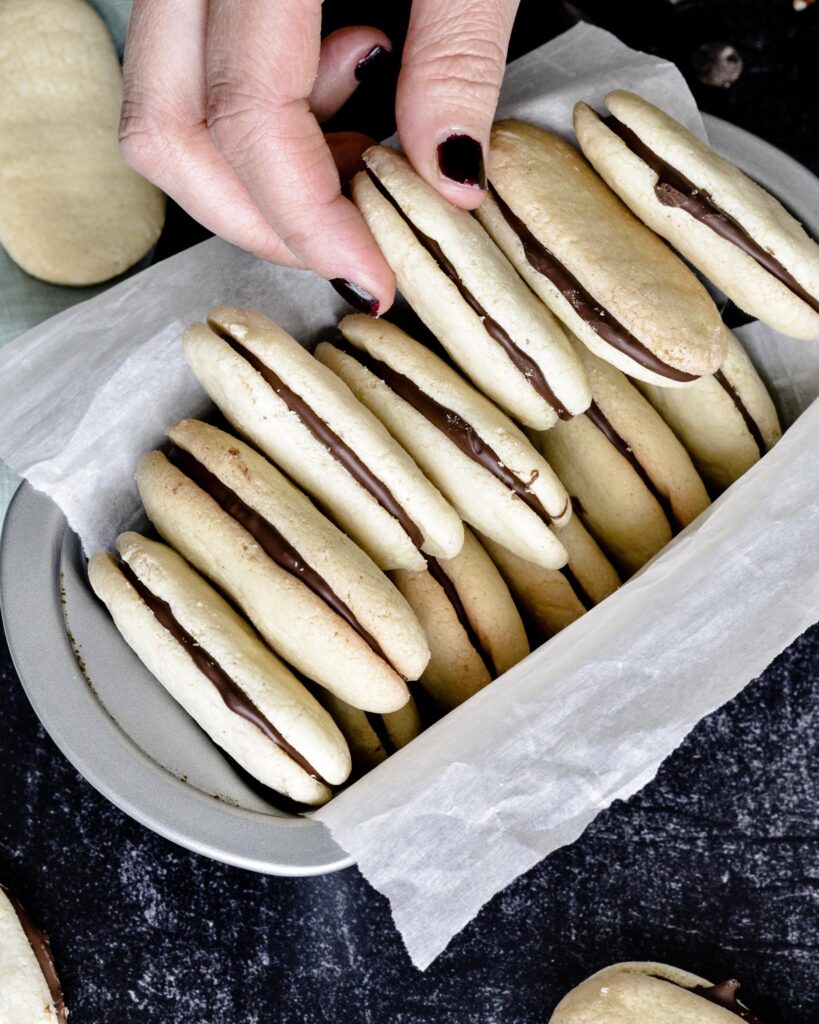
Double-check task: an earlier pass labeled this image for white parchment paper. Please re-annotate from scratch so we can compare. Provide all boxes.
[1,25,818,968]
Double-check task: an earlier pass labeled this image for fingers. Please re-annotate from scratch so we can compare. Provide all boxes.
[396,0,519,209]
[205,0,395,309]
[120,0,304,266]
[309,26,393,123]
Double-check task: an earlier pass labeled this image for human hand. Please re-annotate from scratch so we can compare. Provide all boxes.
[120,0,520,314]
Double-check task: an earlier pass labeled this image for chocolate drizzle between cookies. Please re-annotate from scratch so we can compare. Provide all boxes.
[119,558,328,784]
[583,402,680,530]
[212,325,426,549]
[426,556,496,677]
[166,445,400,677]
[2,886,68,1024]
[602,113,819,316]
[364,168,572,419]
[487,185,699,383]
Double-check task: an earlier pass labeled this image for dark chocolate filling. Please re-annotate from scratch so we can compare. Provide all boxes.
[426,556,496,677]
[119,560,327,785]
[487,184,699,384]
[365,168,572,419]
[559,564,594,611]
[583,401,679,530]
[2,886,67,1024]
[166,445,396,673]
[603,113,819,316]
[650,974,763,1024]
[329,338,559,526]
[212,325,425,549]
[365,711,397,755]
[714,370,767,458]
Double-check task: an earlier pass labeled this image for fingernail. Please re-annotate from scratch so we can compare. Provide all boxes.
[354,45,393,83]
[330,279,380,316]
[437,134,486,189]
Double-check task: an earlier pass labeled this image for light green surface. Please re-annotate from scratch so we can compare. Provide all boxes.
[0,0,134,529]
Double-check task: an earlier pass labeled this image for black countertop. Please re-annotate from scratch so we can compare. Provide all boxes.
[2,2,818,1021]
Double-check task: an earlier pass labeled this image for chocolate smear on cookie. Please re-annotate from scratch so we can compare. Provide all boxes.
[713,370,767,458]
[330,337,558,527]
[603,113,819,315]
[365,169,572,419]
[426,557,496,677]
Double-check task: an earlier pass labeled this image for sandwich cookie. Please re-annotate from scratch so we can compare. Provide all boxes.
[183,305,463,572]
[0,885,66,1024]
[477,120,727,386]
[534,340,711,576]
[549,961,763,1024]
[350,145,591,429]
[317,316,572,570]
[574,91,819,340]
[391,528,530,711]
[638,329,782,493]
[481,514,620,639]
[320,692,422,773]
[137,420,428,712]
[89,532,352,805]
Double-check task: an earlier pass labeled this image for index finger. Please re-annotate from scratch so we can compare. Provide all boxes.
[205,0,394,311]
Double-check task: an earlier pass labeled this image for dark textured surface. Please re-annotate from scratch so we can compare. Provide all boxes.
[2,1,819,1021]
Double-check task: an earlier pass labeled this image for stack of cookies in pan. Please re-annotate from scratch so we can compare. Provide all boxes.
[90,92,818,807]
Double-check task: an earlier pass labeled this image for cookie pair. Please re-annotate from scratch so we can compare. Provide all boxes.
[0,885,66,1024]
[533,340,711,576]
[90,531,351,805]
[317,316,572,571]
[575,90,819,340]
[183,306,463,572]
[550,962,762,1024]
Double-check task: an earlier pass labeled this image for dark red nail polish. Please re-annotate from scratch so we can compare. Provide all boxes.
[330,279,380,316]
[437,134,486,188]
[354,45,393,83]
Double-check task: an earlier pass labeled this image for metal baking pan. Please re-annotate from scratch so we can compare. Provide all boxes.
[3,115,817,876]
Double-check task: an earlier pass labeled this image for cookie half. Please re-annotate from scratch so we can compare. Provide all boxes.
[638,329,782,493]
[481,514,620,639]
[550,961,763,1024]
[0,885,66,1024]
[317,316,571,570]
[320,692,422,774]
[137,420,428,712]
[183,305,463,572]
[391,527,530,711]
[534,340,711,576]
[89,533,352,804]
[575,91,819,340]
[351,145,591,429]
[477,119,727,386]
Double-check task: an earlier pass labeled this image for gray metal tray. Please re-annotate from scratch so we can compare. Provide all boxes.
[2,115,816,876]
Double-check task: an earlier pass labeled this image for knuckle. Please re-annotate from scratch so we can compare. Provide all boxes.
[118,95,169,173]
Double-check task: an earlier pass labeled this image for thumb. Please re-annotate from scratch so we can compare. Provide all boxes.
[395,0,519,210]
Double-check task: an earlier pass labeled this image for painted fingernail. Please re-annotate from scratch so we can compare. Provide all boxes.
[437,134,486,189]
[330,279,380,316]
[354,45,393,83]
